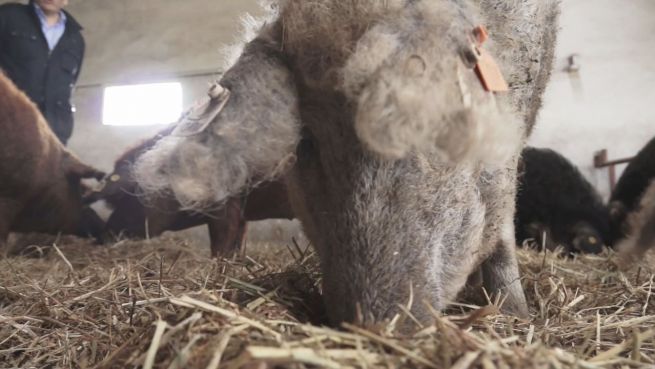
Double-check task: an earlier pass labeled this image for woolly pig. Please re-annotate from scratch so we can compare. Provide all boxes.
[0,72,105,257]
[516,147,610,254]
[84,127,294,257]
[609,136,655,243]
[135,0,559,329]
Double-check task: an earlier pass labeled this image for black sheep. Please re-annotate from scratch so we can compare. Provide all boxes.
[516,147,610,254]
[609,137,655,243]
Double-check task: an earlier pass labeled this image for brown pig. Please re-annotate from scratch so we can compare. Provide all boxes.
[0,71,105,256]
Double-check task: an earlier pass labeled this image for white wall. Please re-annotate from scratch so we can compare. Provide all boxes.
[68,0,262,85]
[530,0,655,198]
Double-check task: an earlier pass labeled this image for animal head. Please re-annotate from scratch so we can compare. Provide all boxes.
[83,165,134,206]
[569,221,605,254]
[84,127,176,206]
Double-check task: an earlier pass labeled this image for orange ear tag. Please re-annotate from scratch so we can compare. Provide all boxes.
[474,48,509,92]
[473,25,489,45]
[470,25,509,93]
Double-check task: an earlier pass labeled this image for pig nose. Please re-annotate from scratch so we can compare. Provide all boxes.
[588,236,598,245]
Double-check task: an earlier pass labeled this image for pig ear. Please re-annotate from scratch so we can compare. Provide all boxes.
[62,151,106,181]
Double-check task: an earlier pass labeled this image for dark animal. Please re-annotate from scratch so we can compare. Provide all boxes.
[609,137,655,243]
[85,128,294,257]
[134,0,559,330]
[0,71,105,257]
[515,147,610,254]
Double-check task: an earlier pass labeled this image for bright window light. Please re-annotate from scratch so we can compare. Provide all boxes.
[102,82,183,126]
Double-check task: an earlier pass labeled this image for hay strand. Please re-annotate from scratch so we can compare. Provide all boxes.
[0,235,653,368]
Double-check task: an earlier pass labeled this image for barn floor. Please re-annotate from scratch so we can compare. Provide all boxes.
[0,235,654,369]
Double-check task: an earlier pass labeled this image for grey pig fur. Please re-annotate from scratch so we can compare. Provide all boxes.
[615,181,655,268]
[134,0,559,329]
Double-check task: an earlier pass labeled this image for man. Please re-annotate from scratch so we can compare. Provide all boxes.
[0,0,84,145]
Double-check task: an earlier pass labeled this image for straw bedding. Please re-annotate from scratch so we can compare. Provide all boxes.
[0,235,653,368]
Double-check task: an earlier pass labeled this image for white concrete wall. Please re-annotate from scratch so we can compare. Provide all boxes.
[530,0,655,199]
[68,0,262,85]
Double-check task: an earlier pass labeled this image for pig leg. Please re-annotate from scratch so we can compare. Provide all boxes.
[236,221,247,252]
[106,205,147,240]
[226,198,248,255]
[478,168,529,317]
[482,242,529,318]
[616,203,655,268]
[0,199,19,258]
[632,212,655,257]
[207,220,245,258]
[207,219,226,258]
[143,214,171,239]
[0,223,8,258]
[207,198,244,258]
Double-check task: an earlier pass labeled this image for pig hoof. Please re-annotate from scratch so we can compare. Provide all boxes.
[500,300,530,319]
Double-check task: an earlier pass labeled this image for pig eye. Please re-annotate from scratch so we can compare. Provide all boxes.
[110,174,121,182]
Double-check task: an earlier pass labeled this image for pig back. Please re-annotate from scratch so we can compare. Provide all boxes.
[0,72,87,235]
[0,72,65,195]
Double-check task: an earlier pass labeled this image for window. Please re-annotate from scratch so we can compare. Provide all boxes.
[102,82,183,126]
